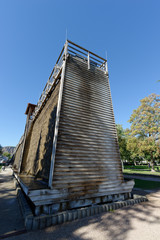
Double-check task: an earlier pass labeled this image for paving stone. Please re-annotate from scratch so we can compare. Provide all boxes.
[46,216,52,227]
[67,212,73,221]
[39,216,46,229]
[25,215,33,230]
[63,212,68,222]
[77,209,82,219]
[82,209,86,218]
[32,217,40,230]
[90,207,95,216]
[57,214,63,224]
[73,211,78,220]
[86,208,91,217]
[52,215,58,225]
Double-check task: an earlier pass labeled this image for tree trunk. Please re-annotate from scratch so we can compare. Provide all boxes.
[151,161,155,171]
[151,152,155,172]
[134,159,137,166]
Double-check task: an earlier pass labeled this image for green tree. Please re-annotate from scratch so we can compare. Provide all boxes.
[127,93,160,170]
[116,124,131,163]
[3,152,11,159]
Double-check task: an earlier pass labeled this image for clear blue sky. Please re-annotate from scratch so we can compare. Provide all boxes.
[0,0,160,147]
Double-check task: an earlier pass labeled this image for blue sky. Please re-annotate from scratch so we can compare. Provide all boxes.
[0,0,160,147]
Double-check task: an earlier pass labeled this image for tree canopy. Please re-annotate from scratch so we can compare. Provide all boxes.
[116,124,131,162]
[127,93,160,169]
[129,93,160,139]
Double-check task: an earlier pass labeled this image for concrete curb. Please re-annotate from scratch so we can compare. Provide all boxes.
[15,184,148,231]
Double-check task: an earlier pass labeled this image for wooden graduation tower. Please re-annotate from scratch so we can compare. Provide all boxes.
[13,40,134,215]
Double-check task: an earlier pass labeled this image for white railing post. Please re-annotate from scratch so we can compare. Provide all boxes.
[88,52,90,69]
[105,60,109,76]
[64,40,68,59]
[48,41,68,188]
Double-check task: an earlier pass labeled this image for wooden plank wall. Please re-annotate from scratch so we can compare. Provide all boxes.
[20,82,60,180]
[52,55,124,200]
[13,142,23,171]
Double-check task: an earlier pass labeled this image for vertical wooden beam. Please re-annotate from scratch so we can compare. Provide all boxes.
[18,107,32,173]
[105,60,108,76]
[88,52,90,69]
[105,71,124,181]
[48,41,68,188]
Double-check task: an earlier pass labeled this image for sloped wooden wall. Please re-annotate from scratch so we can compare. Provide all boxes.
[52,55,123,200]
[20,83,60,180]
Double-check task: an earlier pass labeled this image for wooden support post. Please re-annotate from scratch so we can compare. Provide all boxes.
[105,60,108,76]
[88,52,90,70]
[18,105,35,173]
[48,41,68,188]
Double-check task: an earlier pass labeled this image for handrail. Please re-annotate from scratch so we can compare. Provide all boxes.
[56,46,64,64]
[68,45,88,57]
[31,40,107,121]
[68,39,106,62]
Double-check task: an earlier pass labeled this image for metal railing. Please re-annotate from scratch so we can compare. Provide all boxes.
[32,46,65,120]
[31,40,108,120]
[14,40,108,157]
[67,40,107,70]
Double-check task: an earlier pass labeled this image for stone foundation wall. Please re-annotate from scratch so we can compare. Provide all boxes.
[34,192,131,216]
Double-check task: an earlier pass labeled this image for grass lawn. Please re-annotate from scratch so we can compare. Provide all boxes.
[133,179,160,190]
[123,168,160,176]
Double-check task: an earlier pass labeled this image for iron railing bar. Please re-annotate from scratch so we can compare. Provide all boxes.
[68,39,106,62]
[100,62,106,68]
[36,44,65,117]
[68,52,105,69]
[68,49,103,66]
[68,49,87,59]
[68,45,88,57]
[33,70,62,123]
[69,44,105,66]
[89,55,104,64]
[56,46,64,64]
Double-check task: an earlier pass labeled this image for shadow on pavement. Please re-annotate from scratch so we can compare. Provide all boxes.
[1,168,160,240]
[5,188,160,240]
[0,168,25,239]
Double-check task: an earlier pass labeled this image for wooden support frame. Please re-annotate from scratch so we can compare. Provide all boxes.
[105,69,124,175]
[18,106,33,173]
[48,41,68,188]
[88,52,90,69]
[105,61,109,76]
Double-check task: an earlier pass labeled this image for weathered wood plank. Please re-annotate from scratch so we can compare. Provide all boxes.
[29,181,134,206]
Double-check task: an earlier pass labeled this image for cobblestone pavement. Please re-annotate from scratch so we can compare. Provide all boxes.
[1,168,160,240]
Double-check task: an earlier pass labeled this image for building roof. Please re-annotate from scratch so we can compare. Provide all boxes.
[25,103,36,115]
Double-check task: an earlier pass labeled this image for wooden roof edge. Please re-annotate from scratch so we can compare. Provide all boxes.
[25,103,37,115]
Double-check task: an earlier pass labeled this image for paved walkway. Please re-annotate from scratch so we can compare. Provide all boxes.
[1,168,160,240]
[5,190,160,240]
[0,167,25,238]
